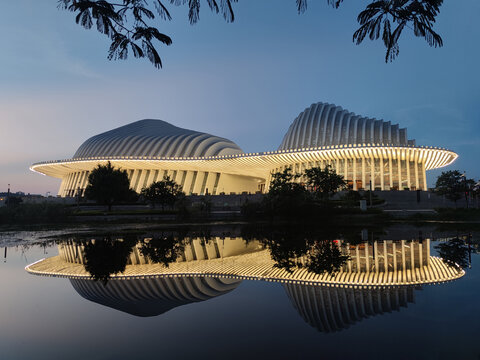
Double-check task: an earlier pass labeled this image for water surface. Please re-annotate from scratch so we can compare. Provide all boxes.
[1,225,479,360]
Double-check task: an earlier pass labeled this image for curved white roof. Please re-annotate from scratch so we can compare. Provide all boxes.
[73,119,243,159]
[279,102,414,150]
[70,276,240,317]
[284,284,414,333]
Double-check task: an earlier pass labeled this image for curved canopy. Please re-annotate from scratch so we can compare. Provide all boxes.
[73,119,243,159]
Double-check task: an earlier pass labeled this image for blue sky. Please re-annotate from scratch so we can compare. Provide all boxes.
[1,1,479,194]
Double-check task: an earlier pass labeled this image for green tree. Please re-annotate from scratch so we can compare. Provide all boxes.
[85,161,135,211]
[304,165,347,200]
[141,175,184,209]
[268,167,302,194]
[435,170,473,206]
[59,0,445,67]
[264,167,311,217]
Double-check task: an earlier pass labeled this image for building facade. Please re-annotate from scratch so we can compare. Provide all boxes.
[31,102,457,196]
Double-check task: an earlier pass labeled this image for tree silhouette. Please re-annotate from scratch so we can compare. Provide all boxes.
[58,0,445,67]
[263,167,311,217]
[85,161,136,211]
[248,224,352,274]
[83,236,137,283]
[352,0,443,62]
[306,240,350,275]
[304,165,347,200]
[434,237,471,270]
[435,170,474,206]
[139,234,184,267]
[141,175,184,210]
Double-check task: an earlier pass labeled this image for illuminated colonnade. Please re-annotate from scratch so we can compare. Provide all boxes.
[57,237,264,266]
[27,238,464,288]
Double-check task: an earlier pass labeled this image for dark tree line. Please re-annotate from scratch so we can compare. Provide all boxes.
[435,170,477,207]
[59,0,444,67]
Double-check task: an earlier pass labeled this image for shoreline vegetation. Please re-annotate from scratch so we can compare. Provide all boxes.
[1,197,480,230]
[2,166,478,229]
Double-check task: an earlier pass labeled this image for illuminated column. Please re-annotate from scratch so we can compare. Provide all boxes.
[389,153,393,189]
[426,239,431,266]
[374,241,379,272]
[183,171,195,194]
[73,172,83,192]
[136,170,148,192]
[380,154,385,190]
[166,170,175,180]
[78,171,88,192]
[365,242,370,272]
[130,170,140,191]
[418,242,423,267]
[152,169,161,183]
[66,173,78,196]
[205,172,218,195]
[422,162,427,190]
[410,241,415,271]
[383,241,388,273]
[355,246,361,272]
[144,169,155,188]
[414,151,419,190]
[347,246,352,272]
[58,176,68,196]
[194,172,207,194]
[392,242,397,272]
[361,156,366,190]
[62,173,72,196]
[370,153,375,189]
[397,151,402,190]
[406,150,411,189]
[80,171,90,190]
[344,157,348,182]
[352,156,357,190]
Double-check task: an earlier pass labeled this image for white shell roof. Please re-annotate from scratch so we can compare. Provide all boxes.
[73,119,243,159]
[279,102,414,150]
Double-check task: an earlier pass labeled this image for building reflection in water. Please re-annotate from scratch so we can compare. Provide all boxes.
[284,284,415,333]
[26,232,466,331]
[71,276,241,317]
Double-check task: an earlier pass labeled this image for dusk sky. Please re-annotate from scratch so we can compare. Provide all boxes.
[1,1,479,195]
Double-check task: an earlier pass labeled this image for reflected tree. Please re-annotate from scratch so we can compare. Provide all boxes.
[83,236,137,283]
[434,237,471,270]
[139,234,185,267]
[245,224,352,274]
[306,240,350,275]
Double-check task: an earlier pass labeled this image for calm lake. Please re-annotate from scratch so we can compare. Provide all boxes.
[1,224,479,360]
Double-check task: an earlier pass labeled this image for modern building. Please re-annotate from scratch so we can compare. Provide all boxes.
[31,102,458,197]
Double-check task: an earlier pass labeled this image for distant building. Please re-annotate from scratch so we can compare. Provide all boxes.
[31,102,457,197]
